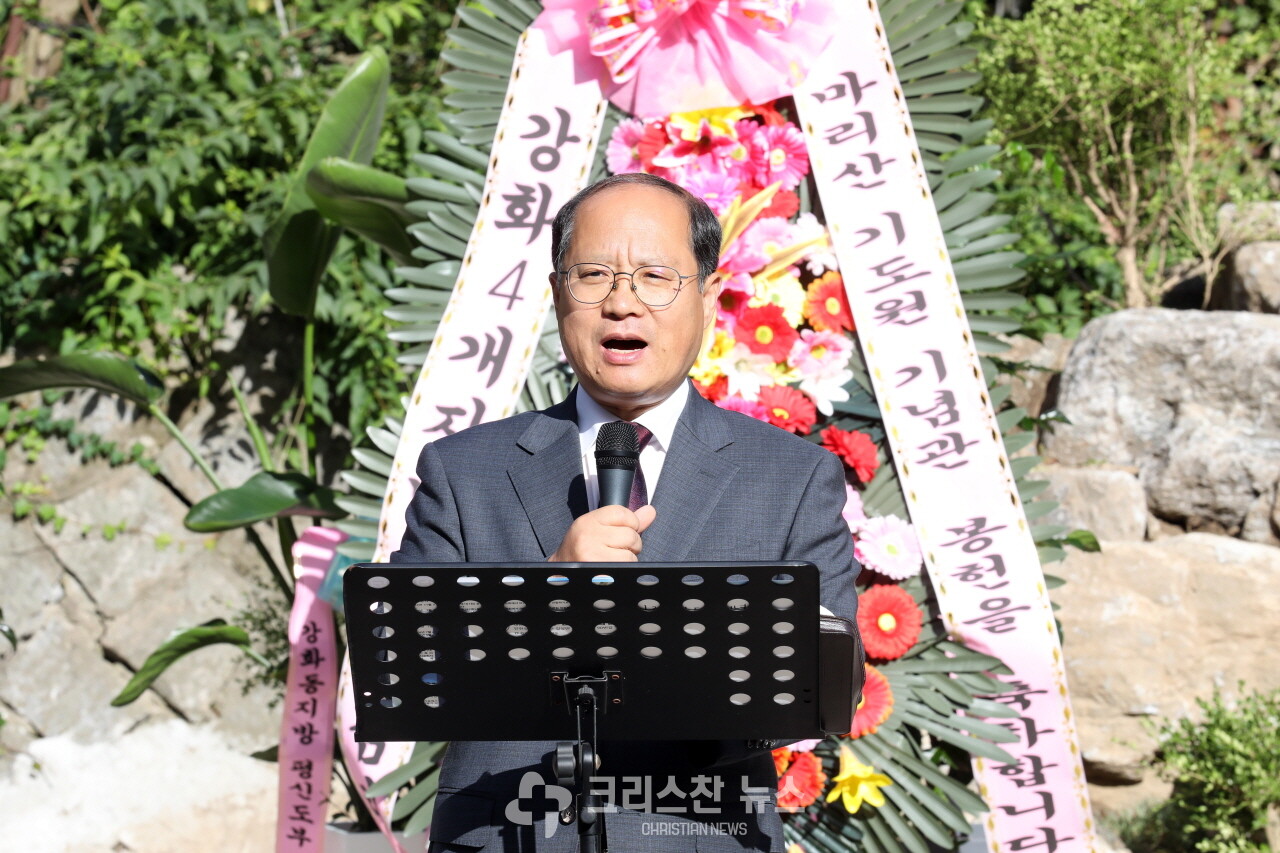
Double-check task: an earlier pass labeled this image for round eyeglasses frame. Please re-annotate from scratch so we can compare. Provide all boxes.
[557,263,700,308]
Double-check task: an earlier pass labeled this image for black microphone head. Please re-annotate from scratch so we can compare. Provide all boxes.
[595,421,640,470]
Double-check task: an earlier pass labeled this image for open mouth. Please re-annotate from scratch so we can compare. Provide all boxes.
[603,339,646,351]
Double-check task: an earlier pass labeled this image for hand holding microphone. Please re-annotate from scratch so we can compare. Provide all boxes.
[548,421,656,562]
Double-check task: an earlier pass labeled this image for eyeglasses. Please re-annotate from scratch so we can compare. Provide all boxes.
[558,263,699,308]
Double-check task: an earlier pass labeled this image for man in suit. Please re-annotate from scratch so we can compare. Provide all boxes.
[393,172,862,851]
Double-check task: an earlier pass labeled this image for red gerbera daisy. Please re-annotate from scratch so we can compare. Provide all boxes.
[758,385,817,435]
[759,189,800,219]
[635,120,670,170]
[857,584,924,661]
[821,426,880,483]
[803,273,855,334]
[775,749,827,811]
[741,185,800,219]
[849,665,894,739]
[694,375,729,402]
[746,101,788,127]
[717,286,751,333]
[737,303,799,362]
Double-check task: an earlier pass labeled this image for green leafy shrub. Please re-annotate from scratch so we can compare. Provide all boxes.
[1130,686,1280,852]
[973,0,1279,313]
[0,0,450,442]
[991,142,1124,339]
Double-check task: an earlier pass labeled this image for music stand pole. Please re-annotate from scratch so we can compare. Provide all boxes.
[552,675,608,853]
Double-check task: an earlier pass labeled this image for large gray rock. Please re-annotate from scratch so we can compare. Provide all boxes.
[1052,534,1280,814]
[0,720,277,852]
[1035,464,1148,542]
[995,333,1073,418]
[1218,201,1280,244]
[1042,309,1280,541]
[0,395,284,764]
[25,463,281,741]
[0,515,173,751]
[1211,242,1280,313]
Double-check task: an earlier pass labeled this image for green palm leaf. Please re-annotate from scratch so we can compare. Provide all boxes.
[264,49,391,319]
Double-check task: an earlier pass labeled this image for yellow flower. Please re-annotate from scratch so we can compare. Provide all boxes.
[668,106,751,142]
[690,330,734,385]
[749,271,807,327]
[764,359,799,386]
[825,744,891,814]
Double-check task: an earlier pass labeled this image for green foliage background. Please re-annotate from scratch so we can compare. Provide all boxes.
[0,0,453,439]
[968,0,1280,332]
[1113,686,1280,853]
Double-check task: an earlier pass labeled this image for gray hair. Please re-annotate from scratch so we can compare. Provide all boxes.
[550,173,722,290]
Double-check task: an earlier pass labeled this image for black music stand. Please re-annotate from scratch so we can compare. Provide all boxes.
[344,561,852,853]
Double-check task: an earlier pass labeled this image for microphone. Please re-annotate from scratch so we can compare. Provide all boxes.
[595,421,640,508]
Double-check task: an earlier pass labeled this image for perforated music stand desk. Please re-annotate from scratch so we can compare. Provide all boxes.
[343,561,829,743]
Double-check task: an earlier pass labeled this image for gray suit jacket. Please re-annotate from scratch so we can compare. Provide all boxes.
[392,385,861,852]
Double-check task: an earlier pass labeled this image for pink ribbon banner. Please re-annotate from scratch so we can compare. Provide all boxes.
[796,3,1096,850]
[372,23,607,563]
[338,654,411,853]
[276,526,344,852]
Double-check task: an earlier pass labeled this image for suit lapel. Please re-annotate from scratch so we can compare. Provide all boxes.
[642,390,739,562]
[508,395,587,559]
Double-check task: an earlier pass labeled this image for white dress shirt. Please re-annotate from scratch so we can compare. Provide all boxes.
[575,381,690,511]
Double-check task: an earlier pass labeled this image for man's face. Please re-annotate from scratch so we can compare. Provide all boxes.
[551,184,720,421]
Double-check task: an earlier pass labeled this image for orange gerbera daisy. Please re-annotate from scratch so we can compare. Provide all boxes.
[803,272,854,334]
[849,665,894,739]
[775,749,827,811]
[857,584,924,661]
[772,746,793,776]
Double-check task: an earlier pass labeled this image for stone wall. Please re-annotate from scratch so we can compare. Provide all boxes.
[0,389,284,850]
[1027,299,1280,817]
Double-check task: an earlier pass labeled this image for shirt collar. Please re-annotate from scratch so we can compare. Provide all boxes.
[575,381,689,453]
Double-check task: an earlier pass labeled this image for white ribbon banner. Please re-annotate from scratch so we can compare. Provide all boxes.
[373,25,608,562]
[796,3,1096,849]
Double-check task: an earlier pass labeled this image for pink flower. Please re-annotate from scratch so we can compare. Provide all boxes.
[721,216,795,276]
[752,123,810,190]
[535,0,840,116]
[854,515,924,581]
[721,271,755,298]
[842,485,866,530]
[716,395,770,422]
[684,169,743,215]
[606,118,648,174]
[788,329,854,379]
[739,216,795,260]
[719,235,770,276]
[652,116,742,170]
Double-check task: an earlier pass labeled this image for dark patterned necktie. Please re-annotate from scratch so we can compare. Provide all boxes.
[627,423,653,510]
